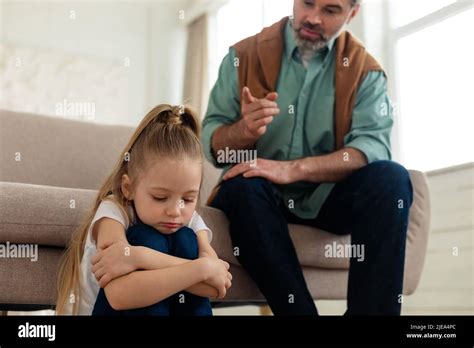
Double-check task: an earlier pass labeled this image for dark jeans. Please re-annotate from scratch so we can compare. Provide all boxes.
[92,223,212,316]
[210,160,413,315]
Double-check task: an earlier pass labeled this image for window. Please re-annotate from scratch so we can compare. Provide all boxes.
[391,0,473,171]
[390,0,458,28]
[209,0,293,88]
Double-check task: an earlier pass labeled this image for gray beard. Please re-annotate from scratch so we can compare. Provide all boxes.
[289,17,328,61]
[298,41,326,65]
[289,17,348,64]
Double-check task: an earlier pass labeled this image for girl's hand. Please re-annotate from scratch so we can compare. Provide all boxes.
[199,250,218,260]
[91,240,139,288]
[202,257,233,299]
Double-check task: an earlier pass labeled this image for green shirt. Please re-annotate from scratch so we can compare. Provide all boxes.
[202,21,393,219]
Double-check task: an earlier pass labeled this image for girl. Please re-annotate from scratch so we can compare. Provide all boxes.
[56,104,232,315]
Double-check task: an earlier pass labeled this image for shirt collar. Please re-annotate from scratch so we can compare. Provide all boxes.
[284,19,337,63]
[284,19,298,61]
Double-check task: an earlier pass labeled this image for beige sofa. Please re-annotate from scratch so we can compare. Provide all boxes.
[0,109,431,312]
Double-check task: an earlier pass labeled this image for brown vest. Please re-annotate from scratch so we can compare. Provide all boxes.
[233,16,385,150]
[206,17,385,206]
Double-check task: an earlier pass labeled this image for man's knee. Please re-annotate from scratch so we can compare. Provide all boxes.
[368,160,410,179]
[365,160,413,206]
[126,222,169,252]
[218,175,274,201]
[171,226,198,259]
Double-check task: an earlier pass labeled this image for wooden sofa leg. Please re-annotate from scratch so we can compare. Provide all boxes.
[259,305,273,316]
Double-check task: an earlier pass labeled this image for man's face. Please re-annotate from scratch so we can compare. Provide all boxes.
[292,0,359,51]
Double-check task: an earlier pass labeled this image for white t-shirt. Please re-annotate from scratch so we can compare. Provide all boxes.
[66,198,212,315]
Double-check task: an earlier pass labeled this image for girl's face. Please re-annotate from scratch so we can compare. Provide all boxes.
[122,157,202,234]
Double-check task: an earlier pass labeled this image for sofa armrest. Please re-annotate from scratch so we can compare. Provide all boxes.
[404,170,431,294]
[0,182,97,247]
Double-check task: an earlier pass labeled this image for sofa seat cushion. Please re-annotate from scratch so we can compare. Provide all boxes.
[199,170,430,273]
[198,206,351,269]
[1,169,429,274]
[1,182,351,269]
[0,182,97,247]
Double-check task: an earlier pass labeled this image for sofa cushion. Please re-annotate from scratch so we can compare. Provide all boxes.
[0,109,134,190]
[0,181,352,269]
[0,171,430,276]
[0,182,97,247]
[198,205,351,269]
[199,170,430,275]
[0,247,63,306]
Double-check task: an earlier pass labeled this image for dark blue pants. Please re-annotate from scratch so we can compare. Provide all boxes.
[92,224,212,316]
[210,160,413,315]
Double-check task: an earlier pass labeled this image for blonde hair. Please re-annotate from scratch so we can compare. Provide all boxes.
[56,104,202,314]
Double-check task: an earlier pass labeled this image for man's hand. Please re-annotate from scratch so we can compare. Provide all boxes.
[91,240,139,288]
[222,158,299,185]
[210,87,279,155]
[239,87,279,142]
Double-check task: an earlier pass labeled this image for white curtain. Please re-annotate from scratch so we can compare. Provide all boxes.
[183,14,209,119]
[183,14,223,206]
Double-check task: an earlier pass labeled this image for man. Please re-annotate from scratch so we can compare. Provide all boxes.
[201,0,413,315]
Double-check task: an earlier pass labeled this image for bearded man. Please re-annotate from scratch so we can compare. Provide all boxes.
[201,0,413,315]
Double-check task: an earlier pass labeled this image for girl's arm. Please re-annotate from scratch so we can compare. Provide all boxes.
[93,218,221,298]
[105,258,211,310]
[133,246,219,298]
[195,229,219,259]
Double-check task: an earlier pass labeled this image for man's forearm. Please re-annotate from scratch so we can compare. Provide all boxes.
[211,121,256,155]
[294,147,368,183]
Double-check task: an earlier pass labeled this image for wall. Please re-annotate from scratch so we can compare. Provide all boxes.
[0,0,190,126]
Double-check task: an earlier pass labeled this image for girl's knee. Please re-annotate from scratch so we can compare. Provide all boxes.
[126,222,169,253]
[171,227,198,259]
